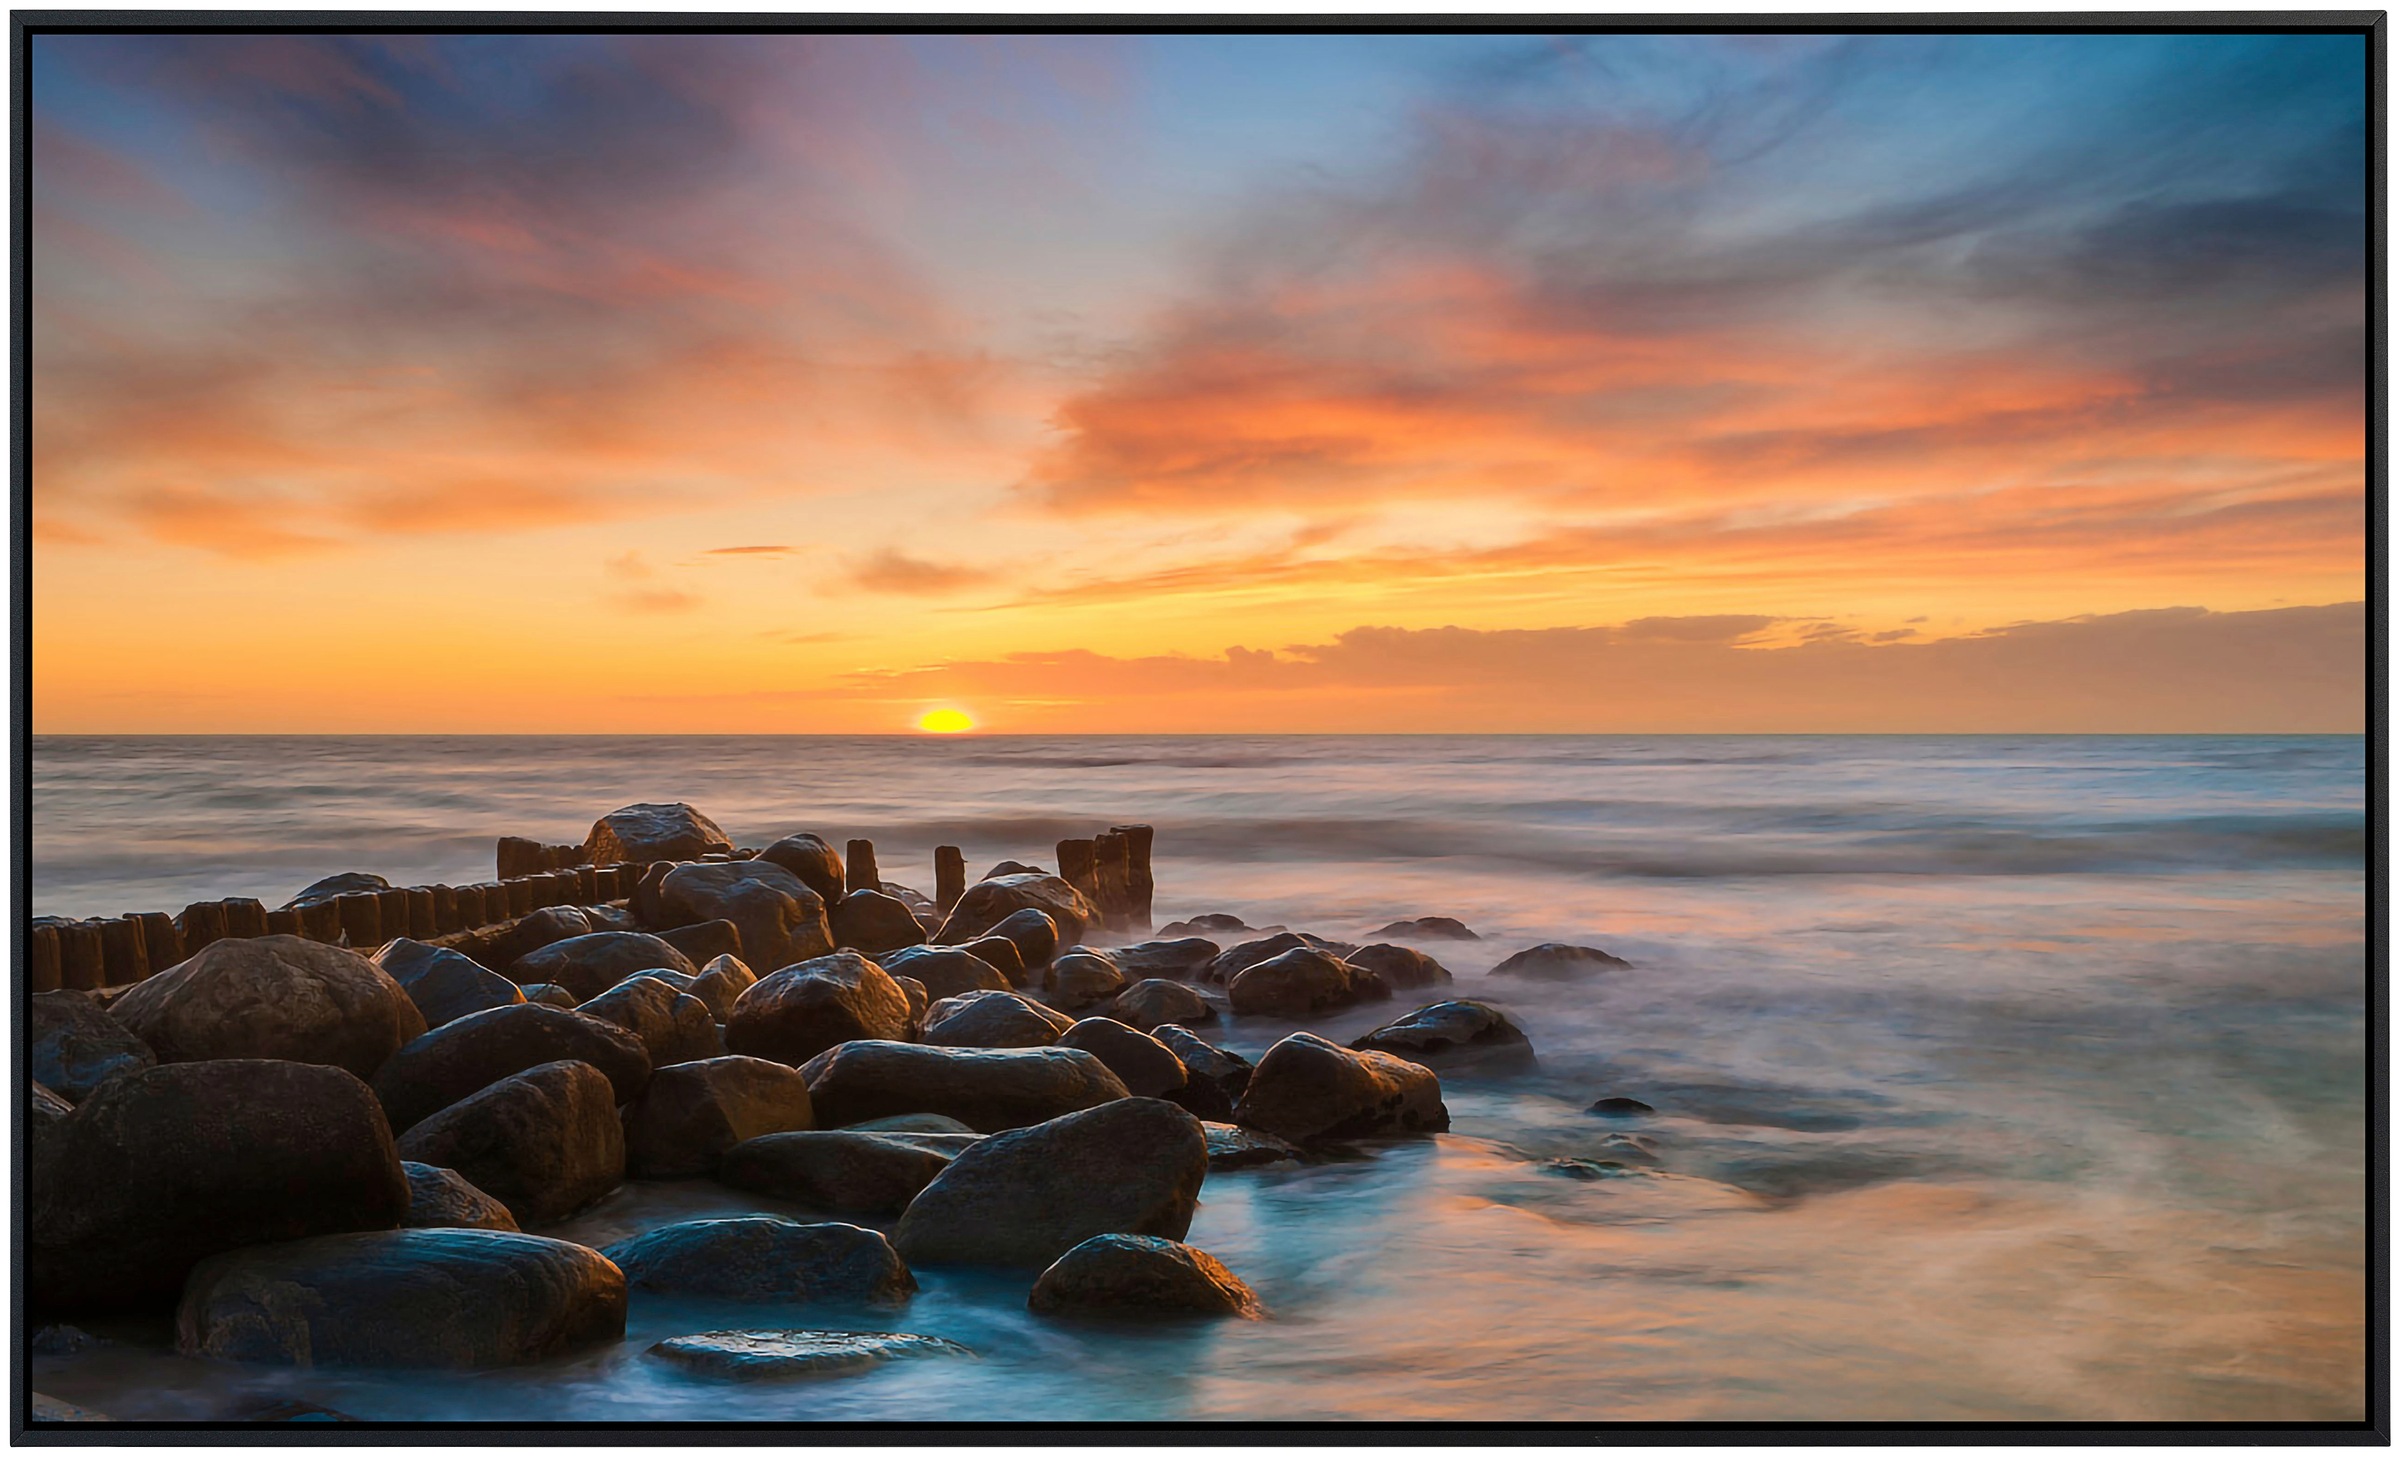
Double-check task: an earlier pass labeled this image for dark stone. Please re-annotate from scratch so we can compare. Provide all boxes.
[725,952,912,1067]
[831,890,929,957]
[1588,1097,1656,1116]
[401,1161,520,1231]
[1345,943,1455,990]
[958,935,1030,988]
[893,976,928,1038]
[521,984,580,1009]
[371,1002,652,1136]
[394,1060,625,1227]
[937,877,1091,952]
[801,1040,1129,1133]
[1350,1000,1536,1072]
[176,1229,625,1368]
[31,1324,107,1356]
[285,872,392,908]
[1056,1018,1187,1098]
[603,1217,912,1304]
[1151,1025,1253,1104]
[578,975,722,1068]
[894,1098,1208,1268]
[1110,938,1220,981]
[1028,1234,1261,1319]
[1371,916,1481,941]
[688,953,759,1020]
[1201,1121,1304,1170]
[31,989,155,1101]
[485,906,593,970]
[1489,943,1631,979]
[1233,1032,1450,1145]
[511,932,697,1002]
[878,945,1010,1001]
[979,860,1045,881]
[583,802,734,866]
[622,1056,815,1179]
[31,1060,408,1314]
[1109,978,1215,1033]
[1199,932,1314,986]
[717,1131,960,1216]
[661,862,833,974]
[1159,913,1249,938]
[1227,947,1362,1018]
[921,989,1077,1049]
[645,1328,969,1380]
[659,918,743,969]
[756,832,845,907]
[107,935,424,1080]
[1046,949,1125,1010]
[844,840,881,897]
[987,907,1063,971]
[374,939,526,1030]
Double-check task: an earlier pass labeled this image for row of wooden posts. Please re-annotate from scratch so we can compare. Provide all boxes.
[28,824,1156,997]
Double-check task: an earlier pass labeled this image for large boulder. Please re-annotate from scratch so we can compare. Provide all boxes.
[602,1217,913,1305]
[401,1162,519,1231]
[31,1060,408,1314]
[1345,943,1454,990]
[1046,950,1126,1010]
[660,862,833,974]
[1226,947,1364,1018]
[645,1328,969,1380]
[1488,943,1630,979]
[893,1098,1207,1268]
[1109,978,1214,1032]
[921,989,1077,1049]
[757,833,845,906]
[577,975,721,1068]
[1200,932,1315,986]
[831,890,927,957]
[938,876,1092,951]
[1233,1033,1449,1145]
[1152,1025,1253,1104]
[658,919,743,969]
[1371,916,1481,941]
[484,906,594,971]
[621,1056,815,1179]
[1111,938,1220,981]
[1351,1000,1535,1072]
[1201,1121,1304,1171]
[583,802,733,866]
[801,1041,1129,1132]
[31,989,155,1101]
[725,952,912,1067]
[394,1060,625,1226]
[988,908,1063,971]
[1056,1019,1187,1098]
[286,871,391,908]
[1027,1234,1262,1319]
[107,935,424,1080]
[717,1131,962,1216]
[371,1003,652,1136]
[374,939,525,1030]
[511,933,697,1002]
[879,945,1009,1002]
[176,1229,624,1369]
[687,954,758,1021]
[958,935,1030,988]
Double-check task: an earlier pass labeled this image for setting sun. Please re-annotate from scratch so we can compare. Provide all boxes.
[917,707,976,734]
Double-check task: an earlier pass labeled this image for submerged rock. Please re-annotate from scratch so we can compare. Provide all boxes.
[725,952,913,1066]
[718,1130,960,1216]
[511,932,698,1002]
[1371,916,1481,941]
[1201,1122,1305,1171]
[1233,1032,1449,1145]
[1152,1024,1252,1122]
[893,1098,1207,1269]
[1028,1234,1263,1320]
[1157,913,1249,938]
[1351,1000,1536,1072]
[176,1229,625,1369]
[646,1329,970,1381]
[921,989,1076,1049]
[108,935,424,1080]
[1108,978,1215,1032]
[394,1059,624,1227]
[603,1217,913,1305]
[621,1056,815,1179]
[1109,937,1221,981]
[1344,943,1455,990]
[583,802,734,866]
[31,989,155,1101]
[1488,943,1630,979]
[1588,1097,1656,1116]
[802,1040,1129,1132]
[401,1162,520,1231]
[371,1002,651,1136]
[1199,932,1312,985]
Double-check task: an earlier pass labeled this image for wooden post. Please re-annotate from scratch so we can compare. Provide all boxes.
[96,916,150,986]
[29,922,62,993]
[1056,838,1099,907]
[452,885,486,929]
[1092,831,1131,932]
[265,907,304,938]
[505,879,534,918]
[336,893,382,949]
[1110,823,1154,932]
[575,865,599,903]
[497,836,547,880]
[177,900,230,955]
[934,846,966,911]
[847,840,881,896]
[58,921,105,991]
[430,886,460,934]
[296,899,343,944]
[376,889,409,939]
[221,898,268,939]
[133,912,182,971]
[406,888,438,938]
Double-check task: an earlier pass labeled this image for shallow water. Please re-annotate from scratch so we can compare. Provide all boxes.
[28,735,2369,1421]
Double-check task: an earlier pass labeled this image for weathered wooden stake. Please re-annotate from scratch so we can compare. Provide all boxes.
[178,900,230,954]
[847,840,882,896]
[376,889,410,941]
[336,892,382,949]
[1110,823,1155,931]
[505,879,535,917]
[1056,838,1100,908]
[1093,830,1131,931]
[133,912,182,971]
[265,908,304,938]
[97,916,150,986]
[406,888,438,938]
[58,921,105,991]
[29,923,62,993]
[497,836,547,880]
[934,846,966,911]
[296,899,343,943]
[222,898,268,939]
[575,866,599,903]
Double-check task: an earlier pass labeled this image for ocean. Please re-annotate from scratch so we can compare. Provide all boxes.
[27,734,2370,1421]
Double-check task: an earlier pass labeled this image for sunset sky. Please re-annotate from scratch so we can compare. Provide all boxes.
[30,31,2367,732]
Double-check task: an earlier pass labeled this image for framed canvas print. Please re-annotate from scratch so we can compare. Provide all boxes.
[14,11,2382,1440]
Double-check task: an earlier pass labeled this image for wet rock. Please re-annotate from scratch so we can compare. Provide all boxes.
[394,1060,625,1226]
[176,1229,625,1369]
[830,890,928,957]
[848,1113,979,1135]
[938,876,1092,952]
[1233,1032,1450,1145]
[30,1324,107,1356]
[1540,1157,1639,1181]
[32,1060,408,1314]
[958,935,1030,988]
[1110,937,1220,981]
[1108,978,1216,1032]
[1152,1025,1253,1110]
[581,905,639,934]
[802,1040,1129,1132]
[229,1399,361,1422]
[31,988,155,1101]
[604,1217,912,1305]
[29,1081,73,1175]
[922,989,1076,1048]
[371,1002,652,1136]
[894,1098,1208,1269]
[485,906,593,970]
[1046,949,1126,1010]
[286,872,392,908]
[988,907,1064,970]
[1489,943,1630,979]
[1158,912,1249,938]
[622,1056,815,1179]
[584,802,734,866]
[893,975,928,1038]
[1588,1096,1656,1116]
[757,832,846,907]
[980,859,1045,881]
[646,1328,969,1381]
[579,975,722,1068]
[879,945,1011,1001]
[1056,1018,1188,1098]
[1345,943,1455,990]
[718,1131,960,1215]
[661,861,833,975]
[1371,916,1481,941]
[512,932,698,1002]
[725,952,913,1067]
[1198,932,1312,985]
[107,934,425,1080]
[521,983,580,1009]
[402,1162,520,1231]
[1027,1234,1263,1320]
[688,953,759,1020]
[657,918,742,970]
[1351,1000,1535,1072]
[1201,1122,1304,1171]
[1227,947,1363,1018]
[374,939,526,1030]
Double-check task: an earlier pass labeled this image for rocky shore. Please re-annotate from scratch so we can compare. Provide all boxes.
[29,800,1632,1418]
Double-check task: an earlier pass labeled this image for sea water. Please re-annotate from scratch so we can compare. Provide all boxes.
[26,735,2369,1421]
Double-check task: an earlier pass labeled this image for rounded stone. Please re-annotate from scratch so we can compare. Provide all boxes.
[1028,1234,1263,1320]
[107,935,425,1080]
[646,1329,970,1381]
[602,1217,913,1305]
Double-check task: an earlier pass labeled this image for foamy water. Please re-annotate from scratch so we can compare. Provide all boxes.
[28,735,2368,1421]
